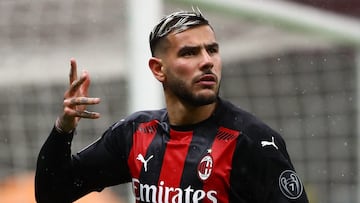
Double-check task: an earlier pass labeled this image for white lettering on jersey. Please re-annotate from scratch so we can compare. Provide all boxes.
[132,178,218,203]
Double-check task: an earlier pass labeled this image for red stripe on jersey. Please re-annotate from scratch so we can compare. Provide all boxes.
[158,129,192,202]
[128,120,158,179]
[202,127,240,203]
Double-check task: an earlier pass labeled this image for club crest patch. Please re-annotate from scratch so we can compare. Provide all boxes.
[279,170,303,199]
[197,154,213,181]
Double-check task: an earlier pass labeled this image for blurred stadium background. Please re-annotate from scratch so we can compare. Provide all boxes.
[0,0,359,202]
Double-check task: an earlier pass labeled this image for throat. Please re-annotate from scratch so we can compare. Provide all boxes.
[167,102,217,126]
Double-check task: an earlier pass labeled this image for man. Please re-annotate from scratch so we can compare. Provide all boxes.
[35,10,309,203]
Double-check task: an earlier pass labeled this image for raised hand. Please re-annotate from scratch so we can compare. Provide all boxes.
[55,58,101,133]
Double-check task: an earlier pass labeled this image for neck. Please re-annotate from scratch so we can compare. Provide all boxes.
[166,98,217,126]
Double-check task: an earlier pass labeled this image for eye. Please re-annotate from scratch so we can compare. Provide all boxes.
[207,45,219,55]
[179,47,198,57]
[181,50,196,57]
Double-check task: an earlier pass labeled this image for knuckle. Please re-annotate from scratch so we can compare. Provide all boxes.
[63,108,74,116]
[63,98,72,106]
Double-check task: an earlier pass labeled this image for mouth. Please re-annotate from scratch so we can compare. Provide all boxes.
[196,74,217,86]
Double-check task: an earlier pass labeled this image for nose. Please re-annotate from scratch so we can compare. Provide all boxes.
[200,50,214,70]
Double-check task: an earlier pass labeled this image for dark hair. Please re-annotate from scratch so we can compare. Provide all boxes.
[149,10,211,56]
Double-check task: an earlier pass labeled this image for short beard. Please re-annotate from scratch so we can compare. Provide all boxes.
[166,76,219,107]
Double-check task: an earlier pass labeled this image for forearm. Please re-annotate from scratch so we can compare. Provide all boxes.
[35,126,76,203]
[35,125,130,203]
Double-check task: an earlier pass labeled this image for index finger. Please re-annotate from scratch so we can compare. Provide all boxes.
[69,58,78,86]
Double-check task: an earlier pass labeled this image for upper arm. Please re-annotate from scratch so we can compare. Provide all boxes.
[229,125,308,203]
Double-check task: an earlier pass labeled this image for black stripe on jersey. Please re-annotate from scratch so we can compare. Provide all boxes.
[179,124,218,189]
[138,124,168,186]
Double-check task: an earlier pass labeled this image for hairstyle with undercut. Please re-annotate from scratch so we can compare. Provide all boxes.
[149,10,211,56]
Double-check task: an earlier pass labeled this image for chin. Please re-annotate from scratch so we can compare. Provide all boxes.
[192,93,218,106]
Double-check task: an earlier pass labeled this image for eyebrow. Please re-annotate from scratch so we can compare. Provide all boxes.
[206,42,219,50]
[178,42,219,53]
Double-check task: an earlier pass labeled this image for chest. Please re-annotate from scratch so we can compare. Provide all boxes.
[127,122,240,192]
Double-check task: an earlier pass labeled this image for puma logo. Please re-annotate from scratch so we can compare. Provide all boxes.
[136,154,154,172]
[261,136,278,150]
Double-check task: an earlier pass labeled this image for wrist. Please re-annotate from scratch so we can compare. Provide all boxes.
[55,117,74,133]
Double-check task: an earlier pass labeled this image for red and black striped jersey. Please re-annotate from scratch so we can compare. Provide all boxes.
[35,98,309,203]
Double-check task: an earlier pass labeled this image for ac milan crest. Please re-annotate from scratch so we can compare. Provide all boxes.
[197,154,213,181]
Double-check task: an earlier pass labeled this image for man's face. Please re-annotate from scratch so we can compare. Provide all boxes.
[160,25,222,106]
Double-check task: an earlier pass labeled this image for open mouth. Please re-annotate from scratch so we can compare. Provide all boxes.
[196,74,217,85]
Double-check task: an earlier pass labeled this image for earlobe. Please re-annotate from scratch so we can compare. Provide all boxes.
[149,57,165,82]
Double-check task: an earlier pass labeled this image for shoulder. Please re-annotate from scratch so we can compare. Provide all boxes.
[93,109,167,153]
[110,108,167,131]
[218,98,288,157]
[217,98,278,139]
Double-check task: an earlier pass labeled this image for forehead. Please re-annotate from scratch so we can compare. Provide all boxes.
[167,25,216,46]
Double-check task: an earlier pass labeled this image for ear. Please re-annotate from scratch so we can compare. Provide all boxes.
[149,57,165,82]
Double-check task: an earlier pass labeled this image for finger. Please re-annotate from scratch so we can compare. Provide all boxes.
[64,97,101,106]
[68,75,87,95]
[80,70,90,97]
[76,110,100,119]
[64,108,100,119]
[69,58,78,85]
